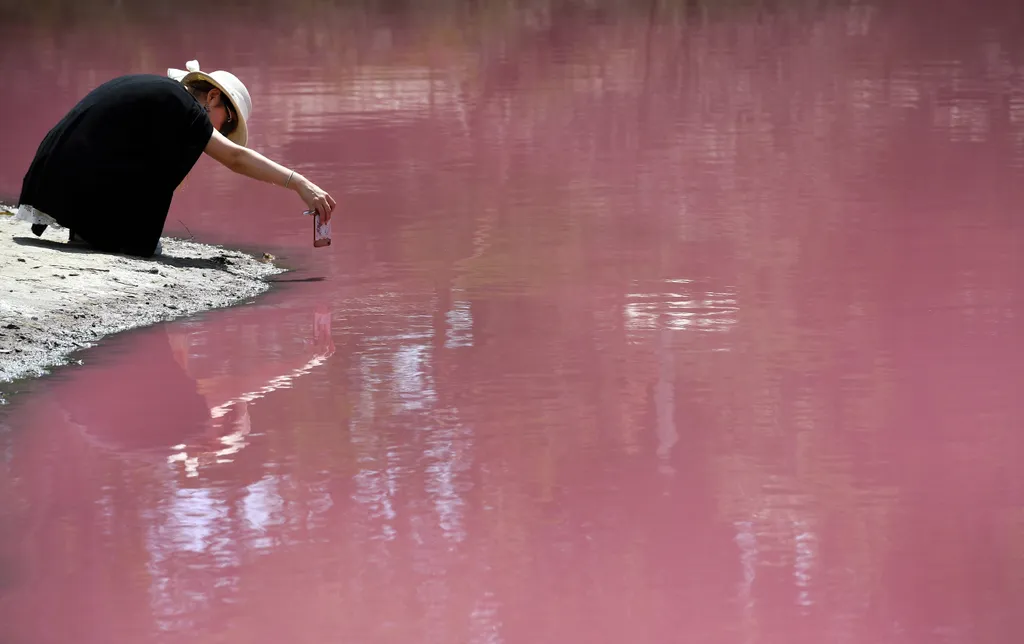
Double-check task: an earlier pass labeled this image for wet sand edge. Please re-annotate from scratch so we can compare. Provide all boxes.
[0,205,285,386]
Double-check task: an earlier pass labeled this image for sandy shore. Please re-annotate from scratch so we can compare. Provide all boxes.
[0,205,284,387]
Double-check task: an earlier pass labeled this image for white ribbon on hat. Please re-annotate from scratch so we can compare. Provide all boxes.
[167,59,201,81]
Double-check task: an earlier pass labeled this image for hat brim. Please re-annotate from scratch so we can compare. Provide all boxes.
[180,70,248,147]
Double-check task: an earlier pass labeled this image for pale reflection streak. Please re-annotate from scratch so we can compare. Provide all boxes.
[624,279,739,336]
[446,292,475,349]
[352,464,399,541]
[468,590,505,644]
[1011,96,1024,166]
[733,507,821,616]
[349,356,399,542]
[242,475,285,550]
[423,415,474,544]
[145,487,239,632]
[934,101,991,144]
[390,322,473,543]
[734,520,758,640]
[794,520,818,609]
[347,310,474,546]
[393,339,437,411]
[158,489,226,553]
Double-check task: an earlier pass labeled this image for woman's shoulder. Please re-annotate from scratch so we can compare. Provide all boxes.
[98,73,186,94]
[81,74,198,114]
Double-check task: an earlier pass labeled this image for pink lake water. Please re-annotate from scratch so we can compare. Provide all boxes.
[3,1,1024,642]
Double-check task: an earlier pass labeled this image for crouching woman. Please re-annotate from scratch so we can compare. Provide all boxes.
[15,60,334,257]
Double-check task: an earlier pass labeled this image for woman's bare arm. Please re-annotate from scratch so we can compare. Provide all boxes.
[204,129,336,220]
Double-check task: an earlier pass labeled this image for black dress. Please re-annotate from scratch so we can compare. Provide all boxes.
[19,74,214,257]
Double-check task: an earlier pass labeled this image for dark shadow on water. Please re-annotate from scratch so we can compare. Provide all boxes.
[267,276,325,283]
[13,236,241,272]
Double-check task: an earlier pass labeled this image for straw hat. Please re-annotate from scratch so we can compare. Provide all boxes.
[168,60,252,147]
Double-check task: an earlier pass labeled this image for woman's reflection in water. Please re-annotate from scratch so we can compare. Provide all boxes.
[0,306,335,588]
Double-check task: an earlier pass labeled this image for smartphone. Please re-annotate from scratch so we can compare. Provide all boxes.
[305,209,332,248]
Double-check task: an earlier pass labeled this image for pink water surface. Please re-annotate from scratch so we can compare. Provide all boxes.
[3,2,1024,642]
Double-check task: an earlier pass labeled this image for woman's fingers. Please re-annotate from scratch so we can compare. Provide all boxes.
[318,192,333,221]
[299,182,335,221]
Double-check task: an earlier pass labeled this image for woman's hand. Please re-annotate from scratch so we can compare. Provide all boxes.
[294,176,336,222]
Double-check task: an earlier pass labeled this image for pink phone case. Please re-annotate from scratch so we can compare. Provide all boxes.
[313,212,331,247]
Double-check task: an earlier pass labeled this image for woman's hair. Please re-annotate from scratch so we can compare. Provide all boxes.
[184,79,238,138]
[184,79,217,99]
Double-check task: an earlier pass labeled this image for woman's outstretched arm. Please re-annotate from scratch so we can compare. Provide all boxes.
[204,129,336,220]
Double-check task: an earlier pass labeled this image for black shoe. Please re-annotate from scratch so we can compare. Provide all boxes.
[31,224,47,236]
